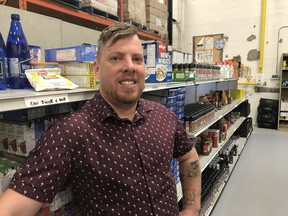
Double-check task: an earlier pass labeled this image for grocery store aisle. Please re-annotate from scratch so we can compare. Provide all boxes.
[210,127,288,216]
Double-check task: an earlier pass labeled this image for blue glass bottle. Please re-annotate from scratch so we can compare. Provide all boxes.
[6,14,31,89]
[0,32,8,90]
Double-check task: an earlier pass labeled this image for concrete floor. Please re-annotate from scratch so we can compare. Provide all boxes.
[210,127,288,216]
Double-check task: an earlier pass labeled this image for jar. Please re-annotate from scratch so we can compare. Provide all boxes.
[201,134,212,155]
[184,115,190,132]
[211,131,219,148]
[222,122,228,140]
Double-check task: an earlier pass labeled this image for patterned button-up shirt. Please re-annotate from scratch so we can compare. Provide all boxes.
[9,92,194,215]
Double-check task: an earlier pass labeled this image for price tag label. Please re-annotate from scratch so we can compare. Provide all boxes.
[24,94,69,108]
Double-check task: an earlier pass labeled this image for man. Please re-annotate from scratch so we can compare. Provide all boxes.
[0,22,201,216]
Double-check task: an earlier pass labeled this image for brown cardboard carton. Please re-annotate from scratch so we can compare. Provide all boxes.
[123,0,146,25]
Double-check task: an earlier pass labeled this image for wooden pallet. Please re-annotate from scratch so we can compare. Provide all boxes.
[52,0,83,9]
[148,28,161,36]
[148,28,168,38]
[81,6,119,21]
[124,19,148,31]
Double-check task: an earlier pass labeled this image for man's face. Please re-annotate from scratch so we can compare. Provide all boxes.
[95,35,145,107]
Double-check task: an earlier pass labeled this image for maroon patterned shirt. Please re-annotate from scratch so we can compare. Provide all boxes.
[10,92,194,215]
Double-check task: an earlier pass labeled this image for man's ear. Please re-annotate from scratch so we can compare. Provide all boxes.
[94,61,100,76]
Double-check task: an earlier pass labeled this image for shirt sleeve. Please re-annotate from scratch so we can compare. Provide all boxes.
[9,123,72,203]
[173,119,194,158]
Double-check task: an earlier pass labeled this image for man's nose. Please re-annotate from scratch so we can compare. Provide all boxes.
[122,57,136,72]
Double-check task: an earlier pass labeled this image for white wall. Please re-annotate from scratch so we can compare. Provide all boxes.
[173,0,288,125]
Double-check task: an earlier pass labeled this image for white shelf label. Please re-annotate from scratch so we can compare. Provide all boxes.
[24,94,69,107]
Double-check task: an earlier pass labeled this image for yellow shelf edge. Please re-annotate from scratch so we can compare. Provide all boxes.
[238,82,260,85]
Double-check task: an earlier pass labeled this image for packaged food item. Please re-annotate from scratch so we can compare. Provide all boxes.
[25,68,78,92]
[45,44,97,63]
[31,62,58,69]
[29,45,41,62]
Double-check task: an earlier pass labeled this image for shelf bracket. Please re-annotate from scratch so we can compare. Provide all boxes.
[19,0,27,10]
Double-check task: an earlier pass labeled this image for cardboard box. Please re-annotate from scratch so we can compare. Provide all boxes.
[143,88,179,97]
[230,90,245,99]
[142,95,177,106]
[123,0,146,25]
[280,99,288,111]
[83,0,118,16]
[59,62,99,88]
[142,40,172,83]
[59,62,94,75]
[145,0,168,35]
[0,120,44,157]
[64,75,100,88]
[0,107,46,122]
[45,45,97,63]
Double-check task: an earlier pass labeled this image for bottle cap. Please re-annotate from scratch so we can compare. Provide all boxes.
[11,14,20,20]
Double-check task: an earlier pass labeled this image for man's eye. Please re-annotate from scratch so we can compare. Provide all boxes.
[111,56,120,61]
[134,58,143,63]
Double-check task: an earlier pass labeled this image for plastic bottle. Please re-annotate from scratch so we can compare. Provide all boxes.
[0,32,8,90]
[6,14,31,89]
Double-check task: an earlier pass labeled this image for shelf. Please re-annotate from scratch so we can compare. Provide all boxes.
[0,79,239,112]
[203,136,249,216]
[4,0,165,41]
[238,82,260,85]
[188,98,247,138]
[0,88,97,112]
[144,82,192,92]
[278,124,288,131]
[144,79,238,91]
[199,117,246,172]
[204,181,226,216]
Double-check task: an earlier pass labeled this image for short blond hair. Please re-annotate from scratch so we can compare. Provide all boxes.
[97,22,138,60]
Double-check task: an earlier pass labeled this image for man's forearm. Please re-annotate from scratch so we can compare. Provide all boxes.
[0,189,43,216]
[179,158,202,214]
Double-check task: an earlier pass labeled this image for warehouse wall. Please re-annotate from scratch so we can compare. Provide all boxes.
[0,5,101,61]
[173,0,288,126]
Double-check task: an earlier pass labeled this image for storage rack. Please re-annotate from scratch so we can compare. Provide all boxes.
[3,0,165,41]
[0,79,238,113]
[203,133,250,216]
[278,53,288,131]
[175,95,251,213]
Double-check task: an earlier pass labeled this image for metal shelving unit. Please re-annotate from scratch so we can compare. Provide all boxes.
[203,134,251,216]
[199,117,246,172]
[188,98,247,138]
[3,0,165,41]
[278,53,288,131]
[0,79,239,113]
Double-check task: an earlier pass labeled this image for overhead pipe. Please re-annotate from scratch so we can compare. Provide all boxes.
[259,0,267,74]
[167,0,173,45]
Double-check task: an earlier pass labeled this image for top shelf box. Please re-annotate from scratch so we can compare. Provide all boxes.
[4,0,166,41]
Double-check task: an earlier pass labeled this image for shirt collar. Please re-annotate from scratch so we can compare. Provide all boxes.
[91,92,152,122]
